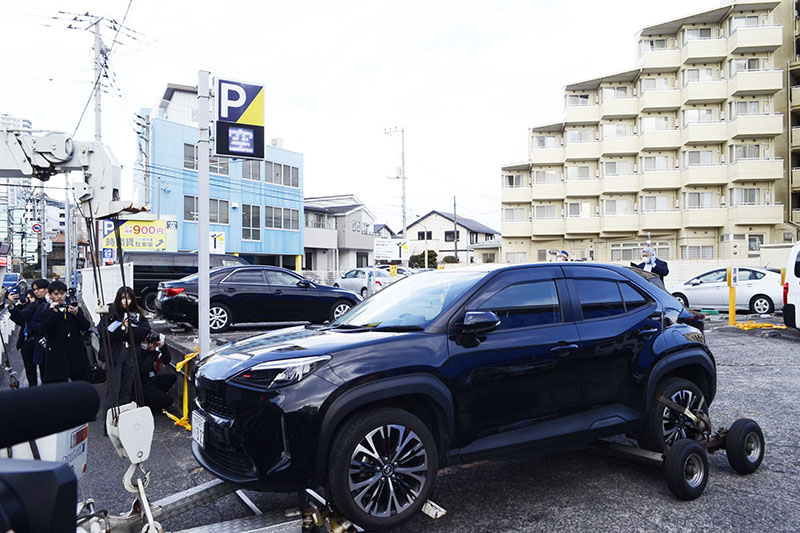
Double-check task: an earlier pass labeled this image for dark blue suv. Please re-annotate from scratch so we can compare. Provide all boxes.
[192,263,715,530]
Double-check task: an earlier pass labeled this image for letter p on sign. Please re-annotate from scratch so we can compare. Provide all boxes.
[220,83,246,121]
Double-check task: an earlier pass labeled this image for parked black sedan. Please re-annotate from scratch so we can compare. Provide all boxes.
[155,265,361,332]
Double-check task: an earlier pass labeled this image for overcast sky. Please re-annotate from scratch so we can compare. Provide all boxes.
[1,0,721,233]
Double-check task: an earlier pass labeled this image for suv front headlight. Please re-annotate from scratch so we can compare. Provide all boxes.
[230,355,331,389]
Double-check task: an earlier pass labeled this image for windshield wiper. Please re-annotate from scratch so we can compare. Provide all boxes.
[327,323,369,331]
[370,325,425,332]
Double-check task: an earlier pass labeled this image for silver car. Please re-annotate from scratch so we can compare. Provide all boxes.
[333,268,394,298]
[669,267,783,314]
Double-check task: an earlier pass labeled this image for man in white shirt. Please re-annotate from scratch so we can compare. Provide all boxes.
[635,247,669,281]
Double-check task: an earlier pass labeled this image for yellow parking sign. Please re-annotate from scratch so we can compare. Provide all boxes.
[389,265,398,277]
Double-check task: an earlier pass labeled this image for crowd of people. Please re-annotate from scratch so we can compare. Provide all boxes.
[6,282,176,414]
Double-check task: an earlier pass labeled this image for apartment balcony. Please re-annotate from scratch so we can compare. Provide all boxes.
[564,141,601,160]
[530,147,565,165]
[600,136,639,156]
[728,70,783,96]
[502,221,532,237]
[681,122,727,145]
[792,168,800,190]
[601,214,639,233]
[531,183,566,200]
[639,170,682,190]
[531,218,566,237]
[600,98,638,119]
[501,187,532,203]
[728,26,782,55]
[728,204,783,226]
[601,175,639,194]
[792,128,800,150]
[728,159,783,183]
[792,86,800,109]
[681,39,727,64]
[682,165,727,186]
[565,179,601,197]
[681,80,727,104]
[305,226,338,249]
[682,208,727,228]
[792,209,800,224]
[565,105,600,124]
[639,129,681,151]
[639,211,682,230]
[639,89,681,112]
[565,216,601,234]
[638,49,681,72]
[727,114,783,139]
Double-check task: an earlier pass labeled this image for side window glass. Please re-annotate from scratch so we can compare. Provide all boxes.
[267,271,301,286]
[698,269,725,283]
[226,270,264,284]
[620,282,650,312]
[344,270,356,279]
[478,280,561,330]
[751,270,765,280]
[575,279,625,319]
[356,271,366,279]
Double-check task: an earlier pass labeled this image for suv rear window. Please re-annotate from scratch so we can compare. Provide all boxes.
[575,279,625,319]
[479,280,562,329]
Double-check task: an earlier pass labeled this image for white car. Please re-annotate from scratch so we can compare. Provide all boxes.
[669,267,784,314]
[333,268,394,298]
[783,244,800,329]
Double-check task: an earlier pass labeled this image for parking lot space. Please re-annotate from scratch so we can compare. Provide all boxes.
[65,324,800,532]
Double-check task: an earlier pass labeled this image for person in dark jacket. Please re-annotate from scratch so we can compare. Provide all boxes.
[8,280,50,386]
[104,286,151,411]
[635,246,669,281]
[38,281,91,383]
[136,332,176,412]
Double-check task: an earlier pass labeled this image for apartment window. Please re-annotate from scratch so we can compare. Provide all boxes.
[601,87,628,99]
[566,130,594,143]
[210,156,229,176]
[683,192,714,209]
[272,163,283,184]
[641,116,670,131]
[209,199,229,224]
[684,27,713,42]
[444,230,460,242]
[183,195,198,221]
[503,208,525,222]
[642,195,671,212]
[730,144,766,162]
[503,174,523,188]
[506,252,527,264]
[730,188,761,206]
[241,160,261,181]
[683,109,713,126]
[729,57,761,75]
[604,199,631,215]
[291,167,300,187]
[566,94,591,106]
[264,206,282,228]
[482,253,496,263]
[534,135,558,148]
[685,150,714,167]
[183,143,197,170]
[470,232,479,244]
[417,231,432,240]
[567,202,591,217]
[356,253,369,267]
[641,39,667,51]
[731,101,762,117]
[533,170,559,184]
[684,68,714,85]
[681,245,714,259]
[601,123,627,138]
[611,241,670,261]
[748,234,764,252]
[242,204,261,241]
[306,212,326,229]
[264,161,273,183]
[641,78,669,92]
[282,208,300,230]
[603,161,629,176]
[533,205,558,219]
[730,15,759,33]
[641,155,670,171]
[566,166,591,180]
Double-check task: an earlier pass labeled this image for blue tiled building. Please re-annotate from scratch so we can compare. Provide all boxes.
[136,83,303,267]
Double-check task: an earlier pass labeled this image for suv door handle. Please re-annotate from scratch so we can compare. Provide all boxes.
[224,287,236,293]
[550,343,579,356]
[638,328,659,338]
[274,289,283,295]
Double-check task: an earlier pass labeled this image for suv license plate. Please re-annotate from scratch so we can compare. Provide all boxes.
[192,411,206,448]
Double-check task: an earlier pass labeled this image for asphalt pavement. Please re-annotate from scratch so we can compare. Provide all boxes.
[2,315,799,532]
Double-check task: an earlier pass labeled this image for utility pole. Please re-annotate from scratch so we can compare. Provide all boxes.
[453,196,458,263]
[384,127,406,238]
[40,188,46,278]
[93,18,104,143]
[197,71,211,359]
[65,176,71,287]
[143,116,151,210]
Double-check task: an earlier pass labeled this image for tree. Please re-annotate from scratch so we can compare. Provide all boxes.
[409,250,437,268]
[441,255,458,264]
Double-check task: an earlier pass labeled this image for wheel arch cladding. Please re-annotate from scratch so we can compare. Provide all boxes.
[646,349,716,411]
[314,374,455,485]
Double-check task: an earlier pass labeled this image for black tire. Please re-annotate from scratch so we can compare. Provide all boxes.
[664,439,708,500]
[748,294,774,315]
[360,287,368,298]
[327,408,438,531]
[208,302,233,333]
[142,291,157,313]
[329,299,353,322]
[673,293,688,308]
[725,418,764,474]
[638,377,707,453]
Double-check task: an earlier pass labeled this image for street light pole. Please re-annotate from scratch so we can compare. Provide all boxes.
[384,127,406,239]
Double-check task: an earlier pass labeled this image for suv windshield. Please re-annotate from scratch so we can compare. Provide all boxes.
[334,270,485,329]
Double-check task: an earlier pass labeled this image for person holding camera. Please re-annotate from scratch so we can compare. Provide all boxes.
[37,281,91,384]
[136,332,176,412]
[8,280,50,386]
[104,286,151,411]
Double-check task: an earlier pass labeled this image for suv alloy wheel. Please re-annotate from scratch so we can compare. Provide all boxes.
[639,377,707,452]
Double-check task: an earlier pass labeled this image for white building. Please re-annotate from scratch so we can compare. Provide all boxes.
[406,211,499,264]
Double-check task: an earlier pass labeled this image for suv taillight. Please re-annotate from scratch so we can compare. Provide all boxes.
[784,282,789,306]
[161,287,185,297]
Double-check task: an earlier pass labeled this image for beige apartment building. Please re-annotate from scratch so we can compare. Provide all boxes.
[502,0,800,264]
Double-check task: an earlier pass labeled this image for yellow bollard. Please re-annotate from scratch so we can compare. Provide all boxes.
[164,347,199,431]
[727,266,736,326]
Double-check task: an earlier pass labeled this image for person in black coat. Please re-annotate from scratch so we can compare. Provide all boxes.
[104,286,151,411]
[136,332,177,412]
[37,281,91,383]
[8,287,44,386]
[635,246,669,281]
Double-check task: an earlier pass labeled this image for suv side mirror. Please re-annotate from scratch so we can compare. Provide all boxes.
[463,311,501,334]
[297,280,311,288]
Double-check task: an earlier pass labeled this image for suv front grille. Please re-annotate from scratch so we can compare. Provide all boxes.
[204,440,257,477]
[200,390,236,419]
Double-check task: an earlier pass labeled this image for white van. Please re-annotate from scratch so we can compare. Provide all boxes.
[784,244,800,329]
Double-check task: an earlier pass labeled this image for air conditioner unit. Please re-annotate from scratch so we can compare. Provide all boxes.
[674,200,680,209]
[231,202,240,209]
[720,197,726,206]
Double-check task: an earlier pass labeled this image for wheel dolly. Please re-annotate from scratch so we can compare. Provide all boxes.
[590,395,766,500]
